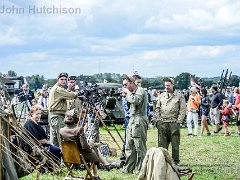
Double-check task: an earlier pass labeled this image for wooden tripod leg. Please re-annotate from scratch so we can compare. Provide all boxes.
[65,163,74,178]
[80,154,94,179]
[188,173,195,180]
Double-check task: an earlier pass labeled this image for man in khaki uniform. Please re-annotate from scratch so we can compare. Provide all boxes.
[48,72,78,146]
[156,77,186,165]
[66,76,82,120]
[122,74,148,174]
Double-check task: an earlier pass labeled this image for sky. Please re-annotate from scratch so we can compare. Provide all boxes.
[0,0,239,79]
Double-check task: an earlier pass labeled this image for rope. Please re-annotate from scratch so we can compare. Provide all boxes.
[0,143,33,174]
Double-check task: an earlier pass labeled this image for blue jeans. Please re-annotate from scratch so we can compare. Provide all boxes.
[43,144,61,161]
[120,116,130,160]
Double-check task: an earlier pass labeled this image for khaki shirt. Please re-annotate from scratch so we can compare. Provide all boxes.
[67,96,82,118]
[48,84,77,114]
[156,90,186,123]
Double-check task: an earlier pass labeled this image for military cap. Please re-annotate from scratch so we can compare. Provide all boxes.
[163,77,174,84]
[68,76,77,81]
[122,74,135,82]
[57,72,68,79]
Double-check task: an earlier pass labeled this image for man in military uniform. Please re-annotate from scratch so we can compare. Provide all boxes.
[156,78,186,165]
[48,72,78,146]
[122,74,148,174]
[66,76,82,120]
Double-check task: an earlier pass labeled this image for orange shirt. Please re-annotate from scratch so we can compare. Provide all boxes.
[187,94,201,111]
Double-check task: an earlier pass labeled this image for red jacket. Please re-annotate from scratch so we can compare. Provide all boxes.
[233,94,240,113]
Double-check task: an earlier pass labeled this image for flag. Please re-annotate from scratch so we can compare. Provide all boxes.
[190,76,200,88]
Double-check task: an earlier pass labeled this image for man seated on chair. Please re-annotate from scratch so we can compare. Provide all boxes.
[60,110,112,177]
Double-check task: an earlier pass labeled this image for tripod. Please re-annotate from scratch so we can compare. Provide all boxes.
[18,100,31,122]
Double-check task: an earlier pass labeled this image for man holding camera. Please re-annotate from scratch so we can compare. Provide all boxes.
[18,83,35,106]
[121,74,148,174]
[48,72,78,146]
[66,76,82,119]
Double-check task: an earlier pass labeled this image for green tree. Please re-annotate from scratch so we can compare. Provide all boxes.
[228,75,240,87]
[8,70,17,77]
[45,79,56,87]
[26,75,45,90]
[175,72,191,90]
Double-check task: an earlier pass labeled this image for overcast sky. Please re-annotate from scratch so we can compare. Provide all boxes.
[0,0,239,79]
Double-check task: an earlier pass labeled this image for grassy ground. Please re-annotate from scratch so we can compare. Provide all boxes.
[20,123,240,180]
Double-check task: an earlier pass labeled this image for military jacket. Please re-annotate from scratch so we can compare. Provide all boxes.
[125,86,148,139]
[125,86,148,117]
[48,84,76,114]
[156,90,186,123]
[67,95,82,118]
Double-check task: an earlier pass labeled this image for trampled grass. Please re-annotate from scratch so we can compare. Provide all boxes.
[20,123,240,180]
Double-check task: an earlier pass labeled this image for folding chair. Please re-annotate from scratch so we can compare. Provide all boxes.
[61,141,94,180]
[179,168,195,180]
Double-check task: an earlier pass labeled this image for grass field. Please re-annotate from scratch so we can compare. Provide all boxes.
[20,123,240,180]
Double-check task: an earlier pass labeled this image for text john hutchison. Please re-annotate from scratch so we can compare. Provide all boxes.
[0,5,81,14]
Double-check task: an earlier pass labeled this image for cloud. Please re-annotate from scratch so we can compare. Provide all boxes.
[144,1,240,33]
[0,0,239,79]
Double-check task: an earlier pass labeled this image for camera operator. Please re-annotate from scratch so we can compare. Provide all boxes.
[18,84,35,105]
[48,72,78,147]
[66,76,82,118]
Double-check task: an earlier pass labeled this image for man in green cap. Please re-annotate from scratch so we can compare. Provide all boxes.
[48,72,78,146]
[121,74,148,174]
[66,76,82,121]
[156,77,186,165]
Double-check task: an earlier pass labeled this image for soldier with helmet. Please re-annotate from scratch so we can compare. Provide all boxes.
[156,77,186,166]
[48,72,78,146]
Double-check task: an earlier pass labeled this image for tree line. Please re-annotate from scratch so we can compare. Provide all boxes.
[1,70,240,91]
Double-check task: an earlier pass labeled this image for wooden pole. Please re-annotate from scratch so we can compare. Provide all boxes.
[0,115,3,180]
[94,108,126,158]
[6,114,10,140]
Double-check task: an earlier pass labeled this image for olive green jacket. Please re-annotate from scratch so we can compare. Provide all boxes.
[156,90,186,123]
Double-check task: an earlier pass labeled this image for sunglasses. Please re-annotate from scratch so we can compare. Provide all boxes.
[123,82,130,87]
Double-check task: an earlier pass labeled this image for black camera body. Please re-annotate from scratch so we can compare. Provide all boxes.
[78,83,104,105]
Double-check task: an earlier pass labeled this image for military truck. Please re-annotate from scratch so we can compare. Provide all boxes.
[4,76,27,95]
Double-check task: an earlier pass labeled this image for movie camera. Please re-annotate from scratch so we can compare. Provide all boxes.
[77,81,125,123]
[78,82,106,105]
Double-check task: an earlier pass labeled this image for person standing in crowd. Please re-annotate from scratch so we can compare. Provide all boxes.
[38,90,49,109]
[121,74,148,174]
[66,76,82,120]
[225,86,234,106]
[132,74,142,87]
[186,86,201,136]
[233,87,240,136]
[48,72,78,146]
[18,83,35,105]
[182,89,189,103]
[199,88,211,137]
[210,84,223,134]
[156,77,186,165]
[151,89,158,112]
[120,94,130,161]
